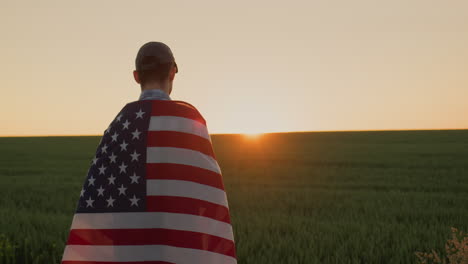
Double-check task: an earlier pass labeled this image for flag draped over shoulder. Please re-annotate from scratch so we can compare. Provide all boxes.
[62,100,237,264]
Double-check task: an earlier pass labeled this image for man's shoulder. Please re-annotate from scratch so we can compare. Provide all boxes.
[165,100,206,125]
[171,100,198,110]
[124,99,197,109]
[123,100,206,124]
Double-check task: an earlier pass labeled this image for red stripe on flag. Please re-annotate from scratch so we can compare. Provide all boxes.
[63,261,174,264]
[67,228,236,258]
[147,196,231,224]
[147,131,215,158]
[151,101,206,125]
[146,163,224,190]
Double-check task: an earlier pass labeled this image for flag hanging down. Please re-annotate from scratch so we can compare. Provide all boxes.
[62,100,237,264]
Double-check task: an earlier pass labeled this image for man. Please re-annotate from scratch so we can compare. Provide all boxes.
[61,42,237,264]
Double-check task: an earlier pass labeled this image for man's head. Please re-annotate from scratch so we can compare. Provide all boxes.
[133,42,178,93]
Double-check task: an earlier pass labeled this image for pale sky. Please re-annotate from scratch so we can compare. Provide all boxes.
[1,0,467,136]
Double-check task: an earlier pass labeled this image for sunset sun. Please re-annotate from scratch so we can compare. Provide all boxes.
[243,132,263,139]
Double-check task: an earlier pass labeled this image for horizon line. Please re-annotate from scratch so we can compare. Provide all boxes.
[1,127,467,138]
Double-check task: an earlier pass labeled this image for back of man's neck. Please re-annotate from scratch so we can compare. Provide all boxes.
[139,88,172,101]
[141,85,170,95]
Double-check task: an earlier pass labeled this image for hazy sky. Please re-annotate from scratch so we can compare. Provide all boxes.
[1,0,467,136]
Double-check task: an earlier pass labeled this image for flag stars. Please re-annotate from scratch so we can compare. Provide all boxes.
[115,114,122,122]
[135,109,145,119]
[104,124,111,134]
[111,132,119,142]
[97,186,105,196]
[106,195,115,207]
[131,129,141,140]
[85,196,94,208]
[119,162,128,174]
[129,172,140,184]
[130,150,140,162]
[129,195,140,207]
[101,144,108,154]
[78,106,151,212]
[109,152,117,163]
[122,120,131,130]
[118,184,127,196]
[98,164,106,175]
[88,176,96,186]
[120,140,128,151]
[107,174,116,185]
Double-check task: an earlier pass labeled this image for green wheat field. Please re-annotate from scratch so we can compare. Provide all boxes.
[0,130,467,263]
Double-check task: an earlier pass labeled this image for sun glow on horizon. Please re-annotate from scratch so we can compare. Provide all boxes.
[243,132,263,139]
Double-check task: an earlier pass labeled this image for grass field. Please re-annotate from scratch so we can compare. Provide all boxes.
[0,130,467,263]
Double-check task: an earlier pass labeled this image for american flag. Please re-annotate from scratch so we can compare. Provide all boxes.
[62,100,237,264]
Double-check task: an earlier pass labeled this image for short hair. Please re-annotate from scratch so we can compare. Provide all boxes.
[138,62,175,86]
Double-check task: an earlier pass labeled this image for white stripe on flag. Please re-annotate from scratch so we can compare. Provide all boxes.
[147,180,228,208]
[147,147,221,174]
[149,116,210,140]
[70,212,234,241]
[62,245,237,264]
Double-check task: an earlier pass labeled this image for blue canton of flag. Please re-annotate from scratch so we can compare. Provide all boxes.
[77,101,152,213]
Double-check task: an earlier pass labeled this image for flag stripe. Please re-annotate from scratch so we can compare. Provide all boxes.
[62,245,237,264]
[151,101,206,125]
[148,116,209,140]
[147,196,231,224]
[147,147,221,174]
[147,180,228,207]
[67,228,236,258]
[147,130,215,158]
[70,212,234,241]
[146,163,224,190]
